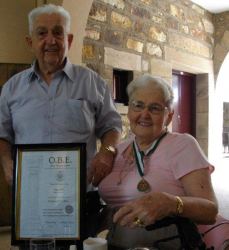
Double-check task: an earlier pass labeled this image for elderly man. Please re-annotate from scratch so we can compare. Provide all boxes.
[0,4,122,187]
[0,3,122,249]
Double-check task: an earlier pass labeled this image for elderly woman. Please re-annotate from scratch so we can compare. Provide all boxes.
[98,74,220,249]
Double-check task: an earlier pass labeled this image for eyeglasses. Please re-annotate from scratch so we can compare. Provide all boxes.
[129,100,168,114]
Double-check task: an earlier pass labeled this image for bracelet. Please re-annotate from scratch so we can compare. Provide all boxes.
[175,196,184,215]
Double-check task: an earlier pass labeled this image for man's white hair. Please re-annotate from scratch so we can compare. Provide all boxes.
[28,4,71,35]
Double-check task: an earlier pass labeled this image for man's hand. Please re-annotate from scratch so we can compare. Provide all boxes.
[0,139,13,186]
[2,159,13,186]
[88,150,115,187]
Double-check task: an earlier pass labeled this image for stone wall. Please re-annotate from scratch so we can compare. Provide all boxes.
[83,0,214,85]
[82,0,215,153]
[213,12,229,78]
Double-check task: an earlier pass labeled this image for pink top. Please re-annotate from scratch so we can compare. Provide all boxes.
[98,132,229,248]
[99,132,214,207]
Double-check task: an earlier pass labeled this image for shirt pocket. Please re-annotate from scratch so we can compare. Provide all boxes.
[67,99,94,133]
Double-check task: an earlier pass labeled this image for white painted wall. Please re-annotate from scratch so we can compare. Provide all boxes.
[0,0,93,65]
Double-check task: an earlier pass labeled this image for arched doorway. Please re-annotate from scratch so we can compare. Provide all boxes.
[212,52,229,218]
[216,52,229,156]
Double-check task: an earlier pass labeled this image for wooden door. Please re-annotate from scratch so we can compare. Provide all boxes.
[172,71,196,137]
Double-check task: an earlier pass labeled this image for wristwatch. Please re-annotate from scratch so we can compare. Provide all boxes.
[102,145,117,155]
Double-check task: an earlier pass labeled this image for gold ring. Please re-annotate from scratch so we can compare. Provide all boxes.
[133,217,145,227]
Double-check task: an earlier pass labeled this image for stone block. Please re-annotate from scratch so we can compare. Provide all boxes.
[126,38,143,53]
[196,83,208,99]
[181,25,189,34]
[146,43,162,57]
[140,0,152,5]
[89,3,107,22]
[103,65,113,80]
[170,4,185,21]
[104,30,123,46]
[85,29,101,41]
[168,33,211,58]
[202,18,214,34]
[196,125,208,139]
[186,11,200,25]
[196,113,208,127]
[196,98,208,113]
[131,6,151,19]
[104,47,141,71]
[100,0,125,10]
[151,16,163,24]
[167,17,179,30]
[82,45,96,60]
[111,11,132,29]
[190,27,205,40]
[221,30,229,50]
[149,26,166,42]
[150,59,172,78]
[191,4,205,15]
[86,63,100,74]
[214,44,228,63]
[142,59,149,72]
[133,20,145,36]
[197,138,208,156]
[165,46,213,74]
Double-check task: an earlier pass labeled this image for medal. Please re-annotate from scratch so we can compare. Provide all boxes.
[137,178,151,192]
[133,132,167,193]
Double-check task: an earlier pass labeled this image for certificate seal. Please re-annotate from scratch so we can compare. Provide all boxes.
[56,171,64,181]
[65,205,74,214]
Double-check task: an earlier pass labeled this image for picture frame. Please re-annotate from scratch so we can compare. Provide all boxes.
[11,143,87,249]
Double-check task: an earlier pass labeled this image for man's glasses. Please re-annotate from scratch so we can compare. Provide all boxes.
[129,100,167,114]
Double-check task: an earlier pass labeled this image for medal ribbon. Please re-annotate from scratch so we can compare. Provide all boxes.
[133,132,167,177]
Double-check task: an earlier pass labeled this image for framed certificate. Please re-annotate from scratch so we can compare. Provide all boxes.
[11,143,87,248]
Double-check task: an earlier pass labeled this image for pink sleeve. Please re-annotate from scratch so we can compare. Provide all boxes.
[167,133,214,179]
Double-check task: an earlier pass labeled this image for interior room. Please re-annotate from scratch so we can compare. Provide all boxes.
[0,0,229,249]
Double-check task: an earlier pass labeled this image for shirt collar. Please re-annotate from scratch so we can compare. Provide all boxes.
[27,58,74,83]
[27,63,37,83]
[62,58,75,83]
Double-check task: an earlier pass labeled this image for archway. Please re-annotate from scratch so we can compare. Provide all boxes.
[209,30,229,164]
[216,52,229,158]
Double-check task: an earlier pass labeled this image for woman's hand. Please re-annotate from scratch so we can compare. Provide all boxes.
[113,192,177,228]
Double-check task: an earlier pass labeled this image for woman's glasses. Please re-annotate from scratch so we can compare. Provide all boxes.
[129,100,167,115]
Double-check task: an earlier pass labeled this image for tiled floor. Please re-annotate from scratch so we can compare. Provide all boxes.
[212,155,229,219]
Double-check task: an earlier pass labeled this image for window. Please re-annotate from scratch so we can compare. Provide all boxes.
[113,69,133,105]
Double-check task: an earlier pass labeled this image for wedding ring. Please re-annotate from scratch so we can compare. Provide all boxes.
[133,217,145,227]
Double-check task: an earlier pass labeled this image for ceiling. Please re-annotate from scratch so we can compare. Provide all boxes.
[191,0,229,13]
